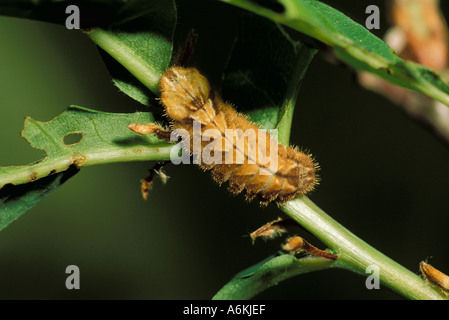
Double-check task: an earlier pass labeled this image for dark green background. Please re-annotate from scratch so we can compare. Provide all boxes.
[1,0,448,299]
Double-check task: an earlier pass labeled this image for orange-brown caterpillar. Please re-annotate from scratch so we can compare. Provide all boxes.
[158,67,318,205]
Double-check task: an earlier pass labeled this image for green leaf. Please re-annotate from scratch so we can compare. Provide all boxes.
[222,12,316,143]
[0,106,173,189]
[0,0,177,103]
[0,166,78,232]
[87,0,176,100]
[0,1,176,232]
[0,0,124,26]
[220,0,449,107]
[213,252,334,300]
[0,106,174,231]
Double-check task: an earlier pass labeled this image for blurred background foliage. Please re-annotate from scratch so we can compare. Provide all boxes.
[0,0,449,299]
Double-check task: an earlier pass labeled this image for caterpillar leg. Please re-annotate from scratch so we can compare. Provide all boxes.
[128,123,173,142]
[128,124,173,199]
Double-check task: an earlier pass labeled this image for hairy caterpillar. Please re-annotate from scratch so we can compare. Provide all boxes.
[131,67,318,205]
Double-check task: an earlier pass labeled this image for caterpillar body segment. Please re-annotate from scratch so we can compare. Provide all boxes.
[160,67,318,205]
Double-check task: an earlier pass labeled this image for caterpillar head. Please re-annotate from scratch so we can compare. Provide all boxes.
[160,67,211,122]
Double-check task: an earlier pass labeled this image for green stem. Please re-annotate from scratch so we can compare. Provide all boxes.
[219,0,449,107]
[276,43,317,146]
[210,0,449,300]
[281,196,447,300]
[0,145,174,189]
[86,28,161,95]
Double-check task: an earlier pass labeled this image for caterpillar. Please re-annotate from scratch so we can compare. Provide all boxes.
[132,67,318,205]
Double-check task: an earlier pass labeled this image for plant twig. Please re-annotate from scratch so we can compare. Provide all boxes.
[220,0,449,107]
[86,28,163,95]
[281,196,447,300]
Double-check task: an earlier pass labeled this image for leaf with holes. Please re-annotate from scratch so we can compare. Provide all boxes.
[0,106,173,189]
[0,106,174,230]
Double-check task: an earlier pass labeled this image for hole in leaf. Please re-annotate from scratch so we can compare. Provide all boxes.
[63,132,83,146]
